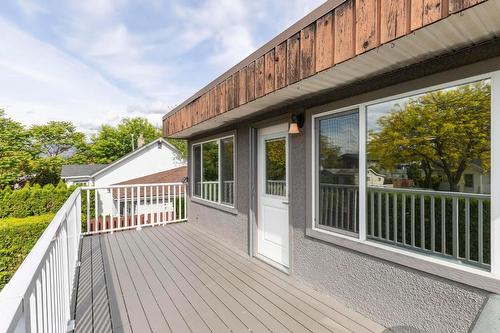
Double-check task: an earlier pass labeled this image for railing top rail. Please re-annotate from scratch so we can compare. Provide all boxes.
[81,182,186,190]
[319,183,358,188]
[367,186,491,199]
[0,188,81,332]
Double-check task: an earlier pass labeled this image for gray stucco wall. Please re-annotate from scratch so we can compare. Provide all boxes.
[187,125,250,253]
[183,58,500,332]
[289,124,489,333]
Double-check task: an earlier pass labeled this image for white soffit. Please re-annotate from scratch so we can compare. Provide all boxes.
[172,0,500,139]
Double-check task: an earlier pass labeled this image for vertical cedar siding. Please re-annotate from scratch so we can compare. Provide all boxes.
[225,76,233,111]
[355,0,379,54]
[287,32,301,85]
[265,50,276,95]
[164,0,486,136]
[334,0,355,63]
[316,12,335,72]
[238,69,247,105]
[275,42,287,89]
[255,56,265,98]
[300,23,316,79]
[380,0,410,43]
[247,62,256,102]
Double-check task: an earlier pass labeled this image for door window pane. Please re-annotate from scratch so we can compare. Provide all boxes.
[317,111,359,234]
[221,137,234,205]
[265,138,286,196]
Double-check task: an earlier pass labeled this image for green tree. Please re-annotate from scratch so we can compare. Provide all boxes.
[90,117,161,163]
[29,121,87,158]
[0,110,32,188]
[368,81,490,191]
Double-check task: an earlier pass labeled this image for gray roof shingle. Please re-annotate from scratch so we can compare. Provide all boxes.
[61,164,108,178]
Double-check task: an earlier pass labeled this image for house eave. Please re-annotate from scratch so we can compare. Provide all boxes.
[164,0,500,139]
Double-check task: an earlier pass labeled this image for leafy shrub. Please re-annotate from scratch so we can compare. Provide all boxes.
[0,181,76,218]
[0,214,54,290]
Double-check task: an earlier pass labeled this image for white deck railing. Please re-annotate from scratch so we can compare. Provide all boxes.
[318,184,491,269]
[266,180,286,196]
[318,184,359,233]
[0,182,187,332]
[367,187,491,270]
[0,189,82,333]
[82,183,188,235]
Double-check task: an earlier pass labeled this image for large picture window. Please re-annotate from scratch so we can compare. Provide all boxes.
[366,79,491,269]
[313,77,492,271]
[192,135,235,206]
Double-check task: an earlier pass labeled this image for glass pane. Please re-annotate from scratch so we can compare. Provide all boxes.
[193,145,201,196]
[366,80,491,267]
[265,138,286,196]
[318,111,359,233]
[202,141,219,202]
[221,137,234,205]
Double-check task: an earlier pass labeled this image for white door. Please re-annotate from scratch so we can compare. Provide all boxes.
[257,123,289,267]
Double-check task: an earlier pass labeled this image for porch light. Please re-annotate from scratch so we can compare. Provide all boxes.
[289,113,304,134]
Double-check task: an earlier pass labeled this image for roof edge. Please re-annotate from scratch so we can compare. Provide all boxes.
[163,0,346,120]
[90,138,183,178]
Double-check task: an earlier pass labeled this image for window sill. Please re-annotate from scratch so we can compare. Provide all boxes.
[306,227,500,294]
[191,196,238,215]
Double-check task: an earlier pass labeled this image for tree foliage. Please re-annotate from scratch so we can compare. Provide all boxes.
[0,110,32,188]
[29,121,87,158]
[90,117,161,164]
[368,81,490,191]
[0,112,187,188]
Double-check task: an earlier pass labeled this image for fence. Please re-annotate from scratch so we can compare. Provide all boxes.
[82,183,188,235]
[0,189,82,333]
[266,180,286,196]
[367,187,490,270]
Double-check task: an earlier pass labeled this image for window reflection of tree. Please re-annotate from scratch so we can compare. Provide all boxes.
[368,80,490,192]
[266,139,286,181]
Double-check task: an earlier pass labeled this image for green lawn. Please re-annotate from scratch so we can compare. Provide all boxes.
[0,214,54,291]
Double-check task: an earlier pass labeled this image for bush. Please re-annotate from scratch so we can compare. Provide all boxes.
[0,181,76,219]
[0,214,54,290]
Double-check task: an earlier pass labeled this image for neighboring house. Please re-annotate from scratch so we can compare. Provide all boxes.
[162,1,500,331]
[60,164,107,186]
[438,163,491,194]
[66,138,186,216]
[366,168,385,186]
[111,166,187,217]
[61,138,185,187]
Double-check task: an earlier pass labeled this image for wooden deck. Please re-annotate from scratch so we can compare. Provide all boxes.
[73,222,387,333]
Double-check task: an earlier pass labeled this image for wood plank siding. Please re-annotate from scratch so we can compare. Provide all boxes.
[163,0,485,136]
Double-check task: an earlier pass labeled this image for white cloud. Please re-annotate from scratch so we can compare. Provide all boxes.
[0,18,146,132]
[1,0,328,134]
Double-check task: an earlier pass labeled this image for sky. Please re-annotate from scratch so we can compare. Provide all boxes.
[0,0,326,133]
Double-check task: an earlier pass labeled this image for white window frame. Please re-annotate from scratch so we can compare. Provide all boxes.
[310,70,500,291]
[191,134,236,208]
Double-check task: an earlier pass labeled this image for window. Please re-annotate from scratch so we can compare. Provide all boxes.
[192,135,235,206]
[221,137,235,205]
[312,76,493,274]
[265,138,287,196]
[315,110,359,234]
[365,79,491,269]
[464,174,474,188]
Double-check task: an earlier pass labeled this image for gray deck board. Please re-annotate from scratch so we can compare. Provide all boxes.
[163,226,348,333]
[74,222,386,333]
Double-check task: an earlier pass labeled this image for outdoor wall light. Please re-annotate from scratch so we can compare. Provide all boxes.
[289,113,304,134]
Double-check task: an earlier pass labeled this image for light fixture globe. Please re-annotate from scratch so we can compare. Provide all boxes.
[288,122,300,134]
